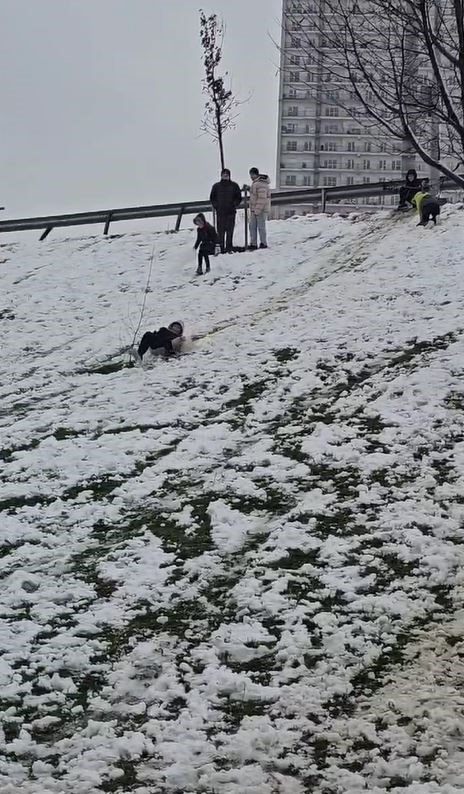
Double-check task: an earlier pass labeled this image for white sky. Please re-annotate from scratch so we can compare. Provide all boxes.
[1,0,282,217]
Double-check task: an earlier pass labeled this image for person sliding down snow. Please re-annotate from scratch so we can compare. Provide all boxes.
[137,321,184,361]
[397,169,423,210]
[193,213,219,275]
[411,190,441,226]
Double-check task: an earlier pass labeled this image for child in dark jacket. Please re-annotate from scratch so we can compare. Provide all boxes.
[137,321,184,361]
[397,169,424,209]
[193,213,219,275]
[411,190,441,226]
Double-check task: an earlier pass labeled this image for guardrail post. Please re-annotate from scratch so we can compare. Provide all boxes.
[321,189,327,213]
[243,185,249,250]
[103,212,113,236]
[175,206,185,232]
[39,226,53,241]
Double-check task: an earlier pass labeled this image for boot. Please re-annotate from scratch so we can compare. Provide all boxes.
[259,243,268,249]
[248,244,258,251]
[196,266,203,275]
[205,264,210,273]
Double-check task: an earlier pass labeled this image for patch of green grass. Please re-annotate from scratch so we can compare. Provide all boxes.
[273,347,300,363]
[0,437,41,463]
[224,377,272,428]
[0,492,54,512]
[62,475,123,502]
[100,760,139,792]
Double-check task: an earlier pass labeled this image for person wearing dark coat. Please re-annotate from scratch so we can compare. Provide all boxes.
[193,213,218,275]
[411,190,441,226]
[397,169,423,209]
[137,321,184,360]
[210,168,242,253]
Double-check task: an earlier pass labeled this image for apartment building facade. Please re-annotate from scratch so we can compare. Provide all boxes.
[275,0,432,215]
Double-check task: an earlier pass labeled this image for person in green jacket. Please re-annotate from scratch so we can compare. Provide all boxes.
[411,190,440,226]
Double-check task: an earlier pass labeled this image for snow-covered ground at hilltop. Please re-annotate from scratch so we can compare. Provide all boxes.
[1,207,464,794]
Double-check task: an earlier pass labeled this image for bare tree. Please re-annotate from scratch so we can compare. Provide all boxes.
[283,0,464,187]
[199,10,239,171]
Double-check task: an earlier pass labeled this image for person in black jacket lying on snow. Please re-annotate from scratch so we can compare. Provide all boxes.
[137,321,184,361]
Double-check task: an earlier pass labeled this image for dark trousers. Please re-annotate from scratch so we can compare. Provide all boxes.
[420,199,440,224]
[217,213,236,252]
[399,186,418,206]
[197,242,213,272]
[138,328,171,359]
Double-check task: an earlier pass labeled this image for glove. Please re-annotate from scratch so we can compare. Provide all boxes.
[215,244,221,256]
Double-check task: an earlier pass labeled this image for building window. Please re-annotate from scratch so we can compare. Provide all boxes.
[346,176,354,185]
[286,123,296,133]
[347,141,356,152]
[303,175,311,186]
[363,159,371,169]
[378,159,387,170]
[323,176,337,186]
[289,55,301,65]
[346,159,355,169]
[306,72,317,82]
[288,106,299,116]
[323,159,337,168]
[363,176,371,183]
[392,159,401,170]
[286,175,297,186]
[324,124,339,134]
[290,71,300,82]
[325,106,339,116]
[291,37,301,47]
[364,142,372,152]
[327,141,337,151]
[380,142,387,152]
[303,141,312,151]
[287,141,298,151]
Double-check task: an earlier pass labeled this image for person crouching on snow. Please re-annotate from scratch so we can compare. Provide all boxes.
[411,190,441,227]
[137,321,184,361]
[193,213,219,275]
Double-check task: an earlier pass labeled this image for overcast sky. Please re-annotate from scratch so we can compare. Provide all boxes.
[1,0,282,218]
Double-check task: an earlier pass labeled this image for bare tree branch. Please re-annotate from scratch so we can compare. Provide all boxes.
[199,10,241,171]
[281,0,464,188]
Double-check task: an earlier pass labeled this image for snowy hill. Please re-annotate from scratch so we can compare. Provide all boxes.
[2,207,464,794]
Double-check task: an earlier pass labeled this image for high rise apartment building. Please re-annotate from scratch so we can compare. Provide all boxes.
[275,0,432,215]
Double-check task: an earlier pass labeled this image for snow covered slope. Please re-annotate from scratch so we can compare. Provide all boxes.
[1,207,464,793]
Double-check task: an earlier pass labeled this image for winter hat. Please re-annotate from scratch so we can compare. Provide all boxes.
[249,167,259,177]
[221,168,231,178]
[168,321,184,337]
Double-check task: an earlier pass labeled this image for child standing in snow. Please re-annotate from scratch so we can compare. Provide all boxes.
[193,213,219,276]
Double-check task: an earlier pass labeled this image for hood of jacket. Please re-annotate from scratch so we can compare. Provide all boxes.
[406,169,418,183]
[411,190,430,213]
[254,174,270,184]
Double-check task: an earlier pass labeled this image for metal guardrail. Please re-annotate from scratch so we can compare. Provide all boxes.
[0,176,459,241]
